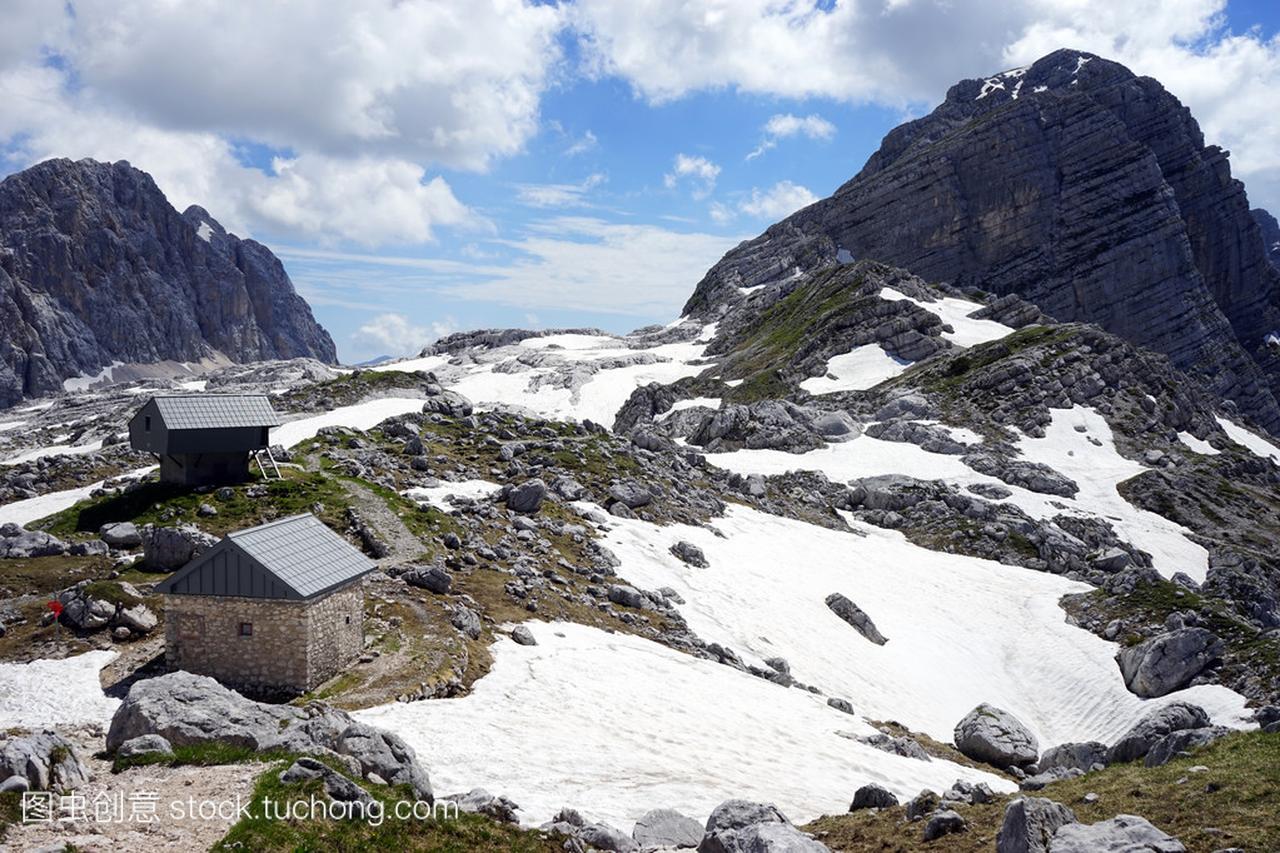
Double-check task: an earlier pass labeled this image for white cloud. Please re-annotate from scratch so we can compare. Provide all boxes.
[719,181,819,221]
[565,130,599,156]
[351,312,455,358]
[664,154,721,198]
[748,112,836,159]
[515,173,606,208]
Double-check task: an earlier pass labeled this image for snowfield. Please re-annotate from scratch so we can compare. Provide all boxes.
[0,651,121,728]
[880,288,1014,347]
[712,406,1209,581]
[594,504,1249,748]
[358,621,1014,830]
[273,397,429,449]
[0,465,156,527]
[1216,415,1280,464]
[403,479,500,509]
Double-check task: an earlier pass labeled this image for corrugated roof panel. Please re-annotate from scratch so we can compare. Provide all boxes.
[151,395,282,430]
[228,513,376,599]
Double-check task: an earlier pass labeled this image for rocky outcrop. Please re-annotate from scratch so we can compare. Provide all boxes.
[633,808,703,849]
[105,672,432,801]
[849,784,899,811]
[953,703,1039,768]
[1107,701,1210,764]
[824,593,888,645]
[684,50,1280,433]
[1038,741,1109,775]
[0,730,89,792]
[1050,814,1185,852]
[0,158,336,406]
[996,797,1076,853]
[1255,208,1280,272]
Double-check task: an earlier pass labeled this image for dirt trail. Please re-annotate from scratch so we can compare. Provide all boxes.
[340,480,424,566]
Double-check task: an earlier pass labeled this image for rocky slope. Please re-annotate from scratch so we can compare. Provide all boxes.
[685,49,1280,435]
[0,158,336,407]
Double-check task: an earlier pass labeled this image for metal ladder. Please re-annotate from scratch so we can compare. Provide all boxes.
[253,447,283,480]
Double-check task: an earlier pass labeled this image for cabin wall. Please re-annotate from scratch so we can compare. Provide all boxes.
[166,426,271,454]
[304,584,365,687]
[127,400,169,454]
[159,452,252,487]
[164,593,310,692]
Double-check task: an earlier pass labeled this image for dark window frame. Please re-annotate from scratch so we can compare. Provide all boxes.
[238,622,253,637]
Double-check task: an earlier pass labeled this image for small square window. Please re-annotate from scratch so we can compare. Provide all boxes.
[144,416,152,431]
[238,622,253,637]
[345,615,351,625]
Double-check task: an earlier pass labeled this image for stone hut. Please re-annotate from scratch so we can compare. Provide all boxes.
[128,394,282,486]
[154,513,375,694]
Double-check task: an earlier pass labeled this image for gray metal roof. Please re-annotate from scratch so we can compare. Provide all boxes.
[154,513,376,600]
[150,394,282,430]
[227,514,375,598]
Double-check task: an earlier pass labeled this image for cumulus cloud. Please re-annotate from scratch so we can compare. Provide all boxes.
[748,112,836,159]
[664,154,721,198]
[351,312,455,359]
[715,181,818,222]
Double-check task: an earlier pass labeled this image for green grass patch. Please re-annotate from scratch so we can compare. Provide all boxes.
[213,758,561,852]
[112,741,287,773]
[36,470,354,538]
[805,731,1280,853]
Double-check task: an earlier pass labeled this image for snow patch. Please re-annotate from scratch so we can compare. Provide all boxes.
[660,397,721,419]
[3,439,105,466]
[1216,415,1280,464]
[1177,432,1220,456]
[273,398,429,449]
[879,288,1014,347]
[196,221,215,242]
[0,466,156,526]
[404,479,500,510]
[0,651,121,728]
[63,361,124,392]
[371,354,450,375]
[799,346,911,395]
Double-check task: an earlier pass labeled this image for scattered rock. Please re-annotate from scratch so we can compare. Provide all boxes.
[1038,741,1109,775]
[140,524,216,571]
[953,703,1039,767]
[670,540,709,568]
[511,625,537,646]
[824,592,887,645]
[0,731,89,791]
[633,807,702,849]
[1050,814,1186,852]
[99,521,142,548]
[402,565,453,594]
[923,809,966,841]
[1108,702,1210,764]
[1143,726,1228,767]
[506,479,548,514]
[116,734,173,761]
[697,799,828,853]
[849,784,898,811]
[1117,629,1223,697]
[996,797,1077,853]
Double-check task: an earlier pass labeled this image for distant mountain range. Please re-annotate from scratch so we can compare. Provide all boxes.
[685,48,1280,434]
[0,158,336,406]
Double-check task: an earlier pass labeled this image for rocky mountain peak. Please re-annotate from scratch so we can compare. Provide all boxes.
[0,157,336,406]
[684,49,1280,434]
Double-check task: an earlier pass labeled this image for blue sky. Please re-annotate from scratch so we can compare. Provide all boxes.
[2,1,1279,362]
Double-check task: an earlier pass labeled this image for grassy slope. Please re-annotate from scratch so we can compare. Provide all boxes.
[804,731,1280,852]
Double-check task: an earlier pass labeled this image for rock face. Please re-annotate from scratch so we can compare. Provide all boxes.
[684,49,1280,433]
[850,784,899,811]
[0,158,336,406]
[1038,741,1109,774]
[1116,628,1223,697]
[633,808,703,849]
[953,703,1039,767]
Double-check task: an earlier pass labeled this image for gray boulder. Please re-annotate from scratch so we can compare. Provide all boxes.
[849,784,898,810]
[450,605,482,640]
[997,797,1077,853]
[824,593,887,645]
[279,757,375,806]
[0,526,69,558]
[116,734,173,761]
[633,807,703,849]
[608,584,647,609]
[1143,726,1228,767]
[403,565,453,594]
[440,788,519,824]
[1117,629,1223,697]
[335,723,433,803]
[511,625,537,646]
[506,479,547,514]
[809,411,861,441]
[1038,741,1109,774]
[1108,702,1210,764]
[923,809,967,841]
[421,390,473,418]
[0,731,89,791]
[141,524,216,571]
[905,790,940,821]
[0,775,28,793]
[697,800,828,853]
[578,822,639,852]
[1049,814,1185,852]
[670,540,709,568]
[953,703,1039,767]
[609,481,654,509]
[99,521,142,548]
